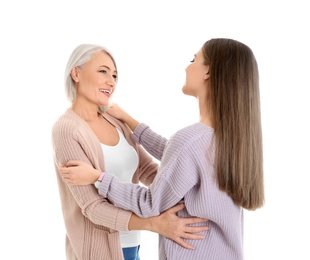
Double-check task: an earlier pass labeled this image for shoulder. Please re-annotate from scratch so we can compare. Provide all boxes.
[163,123,214,159]
[52,109,89,140]
[52,109,75,132]
[171,123,213,147]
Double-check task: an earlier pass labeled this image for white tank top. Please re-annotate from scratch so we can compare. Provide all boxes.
[101,128,140,248]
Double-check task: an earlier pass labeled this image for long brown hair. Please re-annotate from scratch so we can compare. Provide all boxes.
[202,38,264,210]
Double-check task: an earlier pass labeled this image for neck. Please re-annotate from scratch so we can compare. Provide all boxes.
[198,98,214,128]
[71,102,101,122]
[199,116,214,128]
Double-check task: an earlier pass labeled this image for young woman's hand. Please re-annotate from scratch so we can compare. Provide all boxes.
[150,203,209,250]
[107,103,127,121]
[107,103,139,131]
[59,160,100,185]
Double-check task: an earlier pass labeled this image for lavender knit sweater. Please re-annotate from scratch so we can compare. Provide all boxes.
[99,123,244,260]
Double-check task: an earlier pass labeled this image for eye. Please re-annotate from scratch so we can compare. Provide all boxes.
[190,54,196,63]
[99,70,107,74]
[112,74,118,80]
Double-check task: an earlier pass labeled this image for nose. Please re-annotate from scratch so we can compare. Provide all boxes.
[107,76,116,87]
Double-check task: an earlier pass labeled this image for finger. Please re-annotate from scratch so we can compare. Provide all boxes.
[182,232,205,240]
[174,238,194,250]
[58,167,67,173]
[60,173,75,184]
[166,203,185,213]
[65,160,81,167]
[62,175,76,185]
[61,174,71,181]
[184,217,209,224]
[59,166,75,174]
[59,169,70,176]
[61,176,71,184]
[184,226,209,233]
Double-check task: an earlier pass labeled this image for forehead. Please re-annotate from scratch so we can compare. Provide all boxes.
[87,51,116,69]
[196,48,203,58]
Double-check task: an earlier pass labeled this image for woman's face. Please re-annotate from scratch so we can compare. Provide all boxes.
[182,48,209,98]
[73,51,117,107]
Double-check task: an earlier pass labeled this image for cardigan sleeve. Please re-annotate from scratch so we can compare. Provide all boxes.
[52,116,132,231]
[98,133,200,218]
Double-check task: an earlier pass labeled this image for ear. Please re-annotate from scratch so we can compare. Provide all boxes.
[70,67,80,83]
[204,65,210,80]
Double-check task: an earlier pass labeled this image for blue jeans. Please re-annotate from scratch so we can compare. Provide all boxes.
[122,245,140,260]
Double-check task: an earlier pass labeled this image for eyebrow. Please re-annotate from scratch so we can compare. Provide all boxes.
[99,65,117,74]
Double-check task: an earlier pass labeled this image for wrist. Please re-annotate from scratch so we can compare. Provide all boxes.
[146,216,157,233]
[129,214,154,231]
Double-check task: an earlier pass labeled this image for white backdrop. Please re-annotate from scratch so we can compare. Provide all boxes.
[1,1,309,259]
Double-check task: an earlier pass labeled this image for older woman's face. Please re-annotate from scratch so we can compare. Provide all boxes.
[73,51,117,107]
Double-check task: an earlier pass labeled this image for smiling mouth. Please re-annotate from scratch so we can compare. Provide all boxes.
[99,89,112,95]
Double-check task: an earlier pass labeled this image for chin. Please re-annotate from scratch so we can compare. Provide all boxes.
[182,86,191,95]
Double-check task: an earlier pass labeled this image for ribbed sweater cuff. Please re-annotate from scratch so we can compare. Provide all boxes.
[132,123,149,144]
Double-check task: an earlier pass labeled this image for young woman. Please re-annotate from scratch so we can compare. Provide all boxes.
[59,38,264,259]
[52,44,209,260]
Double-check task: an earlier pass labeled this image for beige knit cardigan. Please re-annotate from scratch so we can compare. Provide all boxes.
[51,108,158,260]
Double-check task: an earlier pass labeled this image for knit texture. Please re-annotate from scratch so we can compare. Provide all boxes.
[51,109,158,260]
[99,123,244,260]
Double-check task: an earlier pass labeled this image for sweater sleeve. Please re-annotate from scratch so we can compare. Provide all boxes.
[133,144,158,186]
[132,123,168,161]
[52,116,132,231]
[98,134,200,218]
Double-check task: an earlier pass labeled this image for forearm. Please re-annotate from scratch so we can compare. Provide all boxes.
[128,213,155,231]
[122,112,139,132]
[133,123,167,160]
[99,172,181,218]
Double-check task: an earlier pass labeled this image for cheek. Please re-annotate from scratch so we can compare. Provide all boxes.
[185,69,197,87]
[185,67,192,82]
[87,77,103,89]
[77,77,98,95]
